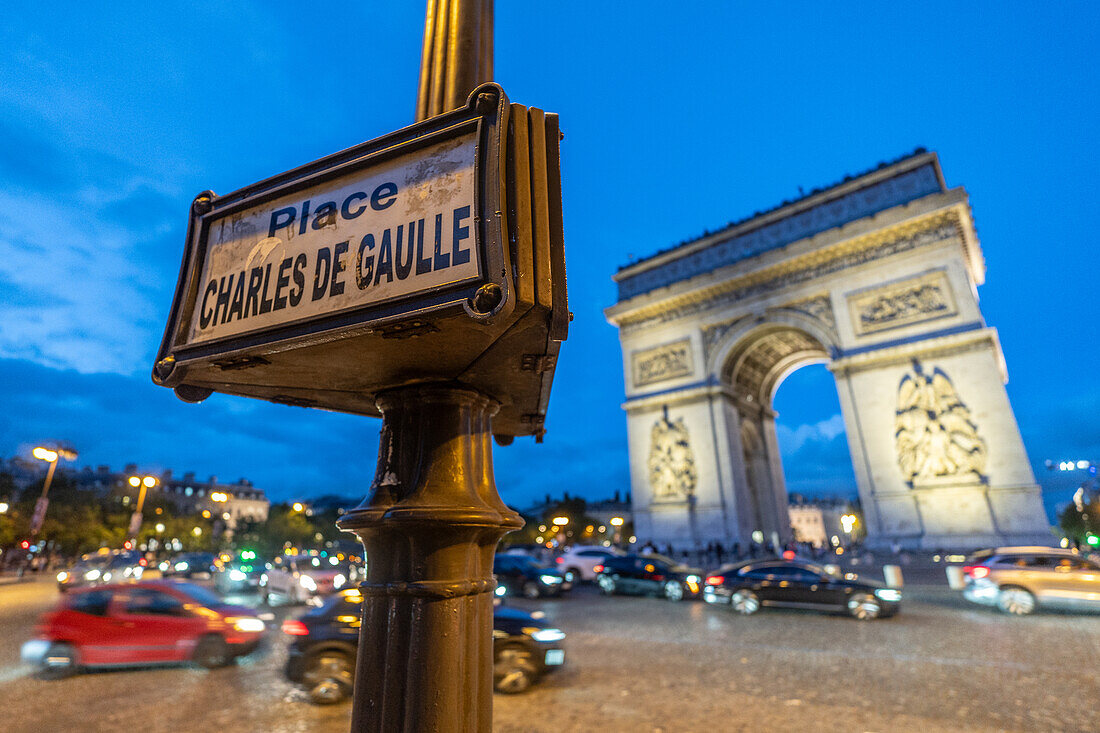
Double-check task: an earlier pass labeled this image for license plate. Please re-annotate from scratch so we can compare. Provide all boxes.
[544,649,565,666]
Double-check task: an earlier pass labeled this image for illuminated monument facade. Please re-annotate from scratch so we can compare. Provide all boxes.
[605,151,1050,549]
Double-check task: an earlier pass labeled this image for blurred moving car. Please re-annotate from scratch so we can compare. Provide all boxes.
[283,589,566,703]
[262,554,349,605]
[164,552,218,579]
[22,579,265,678]
[702,559,901,620]
[960,546,1100,615]
[493,554,571,598]
[56,550,145,592]
[214,550,266,594]
[554,545,624,583]
[595,554,703,601]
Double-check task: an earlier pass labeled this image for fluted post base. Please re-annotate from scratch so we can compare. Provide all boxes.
[337,384,522,732]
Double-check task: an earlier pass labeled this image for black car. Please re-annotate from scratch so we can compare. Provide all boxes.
[702,559,902,620]
[283,589,566,703]
[165,552,217,579]
[595,554,704,601]
[493,554,571,599]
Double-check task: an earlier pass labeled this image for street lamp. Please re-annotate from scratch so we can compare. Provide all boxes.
[609,516,624,544]
[30,445,77,535]
[292,502,305,513]
[551,516,568,526]
[127,474,158,540]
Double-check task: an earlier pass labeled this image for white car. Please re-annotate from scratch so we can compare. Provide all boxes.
[554,546,625,583]
[261,554,349,605]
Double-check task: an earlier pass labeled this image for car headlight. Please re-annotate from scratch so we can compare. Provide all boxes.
[85,569,100,581]
[229,569,247,582]
[158,561,169,571]
[539,574,563,585]
[230,617,265,633]
[260,573,268,585]
[874,588,902,602]
[526,627,566,643]
[334,574,346,589]
[494,585,506,597]
[686,575,700,584]
[175,562,189,572]
[299,575,317,591]
[56,571,69,583]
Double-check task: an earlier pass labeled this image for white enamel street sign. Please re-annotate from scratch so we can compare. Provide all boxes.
[187,131,480,345]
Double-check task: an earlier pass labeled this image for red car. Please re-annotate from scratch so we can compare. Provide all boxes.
[22,579,266,678]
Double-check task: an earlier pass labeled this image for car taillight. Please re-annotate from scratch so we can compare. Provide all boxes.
[963,565,989,579]
[555,557,563,564]
[281,619,309,636]
[138,558,147,567]
[593,564,604,573]
[705,575,724,585]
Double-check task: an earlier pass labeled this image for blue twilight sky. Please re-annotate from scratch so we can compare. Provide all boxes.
[1,3,1097,519]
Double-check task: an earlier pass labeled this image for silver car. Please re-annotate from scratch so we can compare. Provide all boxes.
[961,546,1100,615]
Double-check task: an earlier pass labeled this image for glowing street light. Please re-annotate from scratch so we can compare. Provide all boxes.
[0,502,8,514]
[210,491,229,503]
[841,514,858,534]
[155,523,166,533]
[292,502,305,513]
[551,516,569,526]
[30,445,77,535]
[33,447,58,462]
[126,474,159,539]
[609,517,624,527]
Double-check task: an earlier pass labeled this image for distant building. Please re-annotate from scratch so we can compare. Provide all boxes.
[788,497,859,548]
[1,458,270,533]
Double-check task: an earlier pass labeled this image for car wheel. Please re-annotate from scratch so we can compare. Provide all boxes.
[848,593,882,621]
[192,634,230,669]
[494,645,538,694]
[597,575,616,595]
[663,580,684,602]
[730,590,760,615]
[261,589,271,606]
[997,586,1036,615]
[522,581,541,599]
[304,650,355,704]
[38,642,79,680]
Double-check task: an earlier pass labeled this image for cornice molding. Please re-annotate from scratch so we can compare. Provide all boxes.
[615,210,962,335]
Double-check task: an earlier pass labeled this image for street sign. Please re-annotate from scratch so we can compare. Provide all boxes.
[30,497,49,534]
[153,83,568,440]
[186,132,482,346]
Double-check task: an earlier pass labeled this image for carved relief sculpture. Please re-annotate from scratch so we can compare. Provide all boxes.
[848,270,958,336]
[633,339,694,387]
[895,361,987,485]
[648,410,698,501]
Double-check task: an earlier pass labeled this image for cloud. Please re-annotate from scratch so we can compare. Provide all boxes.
[776,413,847,453]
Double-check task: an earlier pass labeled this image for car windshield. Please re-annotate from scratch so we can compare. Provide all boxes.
[175,582,224,607]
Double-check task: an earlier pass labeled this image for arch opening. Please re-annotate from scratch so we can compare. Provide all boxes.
[720,326,854,547]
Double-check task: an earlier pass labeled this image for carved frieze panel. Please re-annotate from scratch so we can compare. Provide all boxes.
[648,411,697,502]
[895,361,987,486]
[848,270,957,336]
[632,339,694,388]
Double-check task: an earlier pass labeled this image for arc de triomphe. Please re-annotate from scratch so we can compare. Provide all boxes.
[605,151,1050,550]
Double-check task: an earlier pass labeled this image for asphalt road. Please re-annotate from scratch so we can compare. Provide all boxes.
[1,576,1097,732]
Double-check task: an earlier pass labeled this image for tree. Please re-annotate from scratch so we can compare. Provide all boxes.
[1058,495,1100,548]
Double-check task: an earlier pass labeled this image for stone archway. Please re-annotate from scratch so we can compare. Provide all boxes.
[606,151,1050,550]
